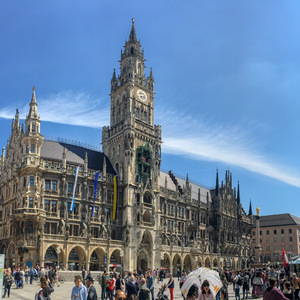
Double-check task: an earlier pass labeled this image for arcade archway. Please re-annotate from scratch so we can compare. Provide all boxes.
[183,255,192,272]
[90,247,105,271]
[44,245,64,268]
[68,246,86,271]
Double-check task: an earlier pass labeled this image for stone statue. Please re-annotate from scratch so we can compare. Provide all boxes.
[256,206,260,216]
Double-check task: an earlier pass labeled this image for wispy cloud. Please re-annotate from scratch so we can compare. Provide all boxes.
[0,90,110,128]
[0,90,299,188]
[156,105,300,188]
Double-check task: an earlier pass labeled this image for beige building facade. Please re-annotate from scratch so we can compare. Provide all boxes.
[0,20,252,273]
[251,214,300,265]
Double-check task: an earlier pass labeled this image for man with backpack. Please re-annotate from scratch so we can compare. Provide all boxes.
[242,271,250,299]
[234,271,243,300]
[138,278,150,300]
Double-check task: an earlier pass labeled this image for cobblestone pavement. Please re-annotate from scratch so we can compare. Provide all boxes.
[4,278,246,300]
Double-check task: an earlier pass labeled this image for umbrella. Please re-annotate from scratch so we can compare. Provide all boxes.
[180,267,223,298]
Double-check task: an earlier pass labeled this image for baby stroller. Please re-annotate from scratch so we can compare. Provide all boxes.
[156,284,169,300]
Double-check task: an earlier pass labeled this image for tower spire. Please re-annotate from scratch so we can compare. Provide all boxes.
[237,181,240,204]
[129,18,137,41]
[249,199,253,216]
[28,86,38,119]
[215,169,219,196]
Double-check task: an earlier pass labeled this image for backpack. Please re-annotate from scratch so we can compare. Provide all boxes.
[138,288,149,300]
[243,275,249,286]
[34,289,51,300]
[237,276,243,286]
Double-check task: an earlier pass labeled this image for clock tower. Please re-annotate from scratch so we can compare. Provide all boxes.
[102,19,162,271]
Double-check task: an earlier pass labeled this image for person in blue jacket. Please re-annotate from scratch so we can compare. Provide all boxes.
[71,275,87,300]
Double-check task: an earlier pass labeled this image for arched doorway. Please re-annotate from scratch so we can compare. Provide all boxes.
[137,230,153,272]
[90,248,105,271]
[68,246,86,271]
[137,250,149,273]
[173,254,182,275]
[183,255,192,272]
[161,253,171,275]
[110,249,122,273]
[44,246,64,268]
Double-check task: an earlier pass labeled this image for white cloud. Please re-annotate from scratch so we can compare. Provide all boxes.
[0,90,110,128]
[0,90,299,188]
[156,106,300,188]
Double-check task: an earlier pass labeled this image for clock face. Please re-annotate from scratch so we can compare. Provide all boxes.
[137,89,147,102]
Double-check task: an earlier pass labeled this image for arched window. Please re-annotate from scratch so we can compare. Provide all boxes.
[131,47,134,54]
[143,112,147,122]
[144,192,152,204]
[135,108,140,119]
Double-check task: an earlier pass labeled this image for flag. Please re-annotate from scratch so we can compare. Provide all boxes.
[282,247,289,268]
[92,171,100,217]
[112,176,118,220]
[71,167,79,211]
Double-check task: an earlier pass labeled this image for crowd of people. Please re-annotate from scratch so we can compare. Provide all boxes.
[2,264,300,300]
[2,264,61,298]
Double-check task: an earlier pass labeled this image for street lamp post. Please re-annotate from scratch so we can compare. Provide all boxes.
[120,250,124,277]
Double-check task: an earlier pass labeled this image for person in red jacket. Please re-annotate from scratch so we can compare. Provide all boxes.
[263,277,289,300]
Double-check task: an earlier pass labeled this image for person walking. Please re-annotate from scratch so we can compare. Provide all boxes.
[25,266,29,284]
[107,273,115,300]
[126,276,138,300]
[101,271,108,300]
[29,267,34,284]
[146,271,154,300]
[263,277,289,300]
[167,274,174,300]
[3,269,13,298]
[242,271,250,299]
[71,275,87,300]
[233,271,242,300]
[86,277,98,300]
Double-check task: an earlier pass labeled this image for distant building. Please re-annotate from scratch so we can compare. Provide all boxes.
[0,20,252,272]
[251,214,300,265]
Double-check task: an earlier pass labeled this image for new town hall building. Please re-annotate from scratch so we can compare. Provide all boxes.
[0,20,252,273]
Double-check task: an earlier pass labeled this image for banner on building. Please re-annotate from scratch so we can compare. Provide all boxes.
[92,171,100,217]
[112,176,118,220]
[71,167,79,212]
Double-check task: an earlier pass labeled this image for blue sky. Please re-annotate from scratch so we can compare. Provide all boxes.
[0,0,300,216]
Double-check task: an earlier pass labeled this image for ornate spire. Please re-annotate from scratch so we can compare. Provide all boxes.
[112,68,116,81]
[129,18,137,41]
[249,199,253,216]
[215,169,219,196]
[28,86,38,119]
[237,181,240,204]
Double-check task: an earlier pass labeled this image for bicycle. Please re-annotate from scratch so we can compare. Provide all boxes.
[58,274,65,284]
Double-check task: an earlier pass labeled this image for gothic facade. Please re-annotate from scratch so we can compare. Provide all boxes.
[0,20,252,272]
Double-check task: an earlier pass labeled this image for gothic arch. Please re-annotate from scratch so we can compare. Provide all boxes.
[204,257,211,268]
[110,248,122,265]
[44,244,65,268]
[161,252,171,272]
[143,191,152,204]
[67,245,87,271]
[183,254,193,272]
[213,258,218,268]
[172,254,182,273]
[137,248,150,272]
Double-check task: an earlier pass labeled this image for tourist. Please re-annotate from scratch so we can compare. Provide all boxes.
[233,271,242,300]
[263,277,289,300]
[126,275,138,300]
[86,277,98,300]
[25,266,29,284]
[242,270,250,299]
[35,275,54,300]
[71,275,87,300]
[291,273,300,300]
[101,271,108,300]
[107,273,115,300]
[167,274,174,300]
[115,290,127,300]
[146,271,154,300]
[283,281,292,300]
[198,280,214,300]
[115,273,125,291]
[138,278,150,300]
[3,269,13,298]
